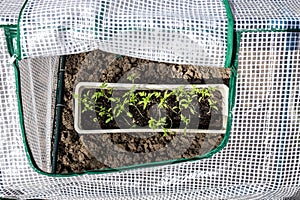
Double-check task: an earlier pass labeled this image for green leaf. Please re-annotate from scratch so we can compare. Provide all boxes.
[138,91,146,97]
[163,128,168,137]
[163,90,172,99]
[113,105,121,116]
[189,107,195,114]
[127,112,133,118]
[212,105,219,111]
[154,92,161,98]
[198,96,203,102]
[108,97,116,102]
[126,73,137,83]
[100,82,108,89]
[131,124,137,128]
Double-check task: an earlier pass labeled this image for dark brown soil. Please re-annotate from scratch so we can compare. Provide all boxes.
[56,50,230,173]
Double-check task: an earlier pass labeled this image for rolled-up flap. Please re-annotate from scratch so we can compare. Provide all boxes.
[19,0,230,67]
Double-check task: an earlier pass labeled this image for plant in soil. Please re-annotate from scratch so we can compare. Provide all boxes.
[76,74,220,136]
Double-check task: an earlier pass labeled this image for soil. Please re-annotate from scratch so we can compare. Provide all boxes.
[56,50,230,173]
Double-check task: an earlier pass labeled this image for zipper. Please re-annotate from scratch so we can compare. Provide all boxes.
[4,26,19,62]
[9,54,18,64]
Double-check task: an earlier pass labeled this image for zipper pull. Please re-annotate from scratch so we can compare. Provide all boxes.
[9,54,17,64]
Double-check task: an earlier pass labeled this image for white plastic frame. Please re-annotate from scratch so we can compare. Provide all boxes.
[74,82,229,134]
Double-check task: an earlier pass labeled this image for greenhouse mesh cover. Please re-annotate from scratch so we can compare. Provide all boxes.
[0,0,300,199]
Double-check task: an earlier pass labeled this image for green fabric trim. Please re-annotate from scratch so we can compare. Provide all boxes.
[4,21,237,176]
[3,27,49,176]
[3,26,18,56]
[7,0,238,176]
[11,56,237,176]
[0,25,17,28]
[16,0,28,59]
[230,32,241,111]
[223,0,234,68]
[13,63,86,177]
[5,0,298,177]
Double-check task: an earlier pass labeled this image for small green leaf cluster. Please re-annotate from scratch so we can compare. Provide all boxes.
[76,76,219,136]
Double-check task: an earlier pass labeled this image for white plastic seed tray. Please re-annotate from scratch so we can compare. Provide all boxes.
[74,82,229,134]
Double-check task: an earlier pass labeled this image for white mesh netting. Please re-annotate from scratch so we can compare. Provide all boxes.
[18,57,59,173]
[1,0,300,199]
[230,0,300,31]
[0,0,25,25]
[19,0,229,67]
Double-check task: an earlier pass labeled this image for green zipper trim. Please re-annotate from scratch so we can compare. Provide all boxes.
[6,0,300,177]
[3,22,236,176]
[230,32,240,112]
[13,59,237,176]
[223,0,235,68]
[3,26,18,56]
[7,37,83,177]
[11,55,237,176]
[7,0,235,176]
[16,0,28,59]
[0,25,17,28]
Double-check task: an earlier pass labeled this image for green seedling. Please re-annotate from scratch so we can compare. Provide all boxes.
[76,74,219,136]
[138,93,154,110]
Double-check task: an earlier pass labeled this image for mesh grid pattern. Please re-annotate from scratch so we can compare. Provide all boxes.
[18,57,59,173]
[229,0,300,31]
[19,0,228,67]
[1,1,300,199]
[234,32,300,194]
[0,1,25,25]
[1,28,300,199]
